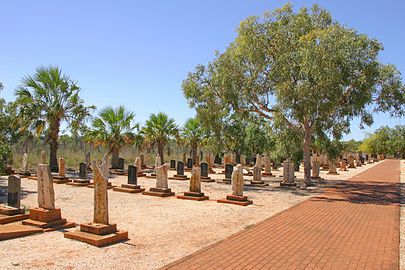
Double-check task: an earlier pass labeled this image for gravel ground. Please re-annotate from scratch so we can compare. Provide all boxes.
[0,163,379,270]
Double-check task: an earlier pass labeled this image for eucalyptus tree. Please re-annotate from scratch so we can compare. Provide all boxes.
[142,112,178,165]
[182,4,404,186]
[14,66,94,172]
[85,106,137,168]
[181,117,206,162]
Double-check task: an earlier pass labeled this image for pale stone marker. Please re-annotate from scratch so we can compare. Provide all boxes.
[59,157,66,177]
[232,164,244,196]
[85,152,91,169]
[93,161,109,224]
[41,151,46,164]
[263,155,272,175]
[8,175,21,209]
[22,153,28,173]
[37,164,55,210]
[189,165,201,193]
[156,164,168,189]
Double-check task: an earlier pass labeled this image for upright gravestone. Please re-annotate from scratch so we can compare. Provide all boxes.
[117,158,125,171]
[65,162,128,246]
[0,175,29,223]
[79,162,87,179]
[143,164,175,197]
[23,164,74,229]
[19,152,31,176]
[262,155,272,176]
[41,151,46,164]
[218,163,233,184]
[280,159,296,187]
[200,162,214,182]
[339,159,348,171]
[170,160,176,169]
[311,159,321,180]
[186,158,193,170]
[214,155,221,165]
[327,159,339,175]
[218,164,252,206]
[177,162,209,201]
[85,152,91,170]
[135,157,145,177]
[67,162,90,186]
[347,155,356,168]
[240,155,246,167]
[250,154,266,186]
[53,157,69,184]
[170,161,189,180]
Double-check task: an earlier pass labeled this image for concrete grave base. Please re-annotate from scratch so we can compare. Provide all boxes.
[22,207,75,231]
[113,184,145,194]
[66,179,91,187]
[217,195,253,206]
[0,205,29,224]
[64,223,128,247]
[177,191,209,201]
[53,176,70,184]
[142,188,175,197]
[0,224,43,241]
[169,175,189,181]
[245,181,268,187]
[216,179,231,184]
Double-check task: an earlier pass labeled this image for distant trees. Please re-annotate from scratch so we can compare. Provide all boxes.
[359,126,405,158]
[142,112,178,165]
[14,66,95,172]
[85,106,137,168]
[180,117,206,162]
[183,3,404,186]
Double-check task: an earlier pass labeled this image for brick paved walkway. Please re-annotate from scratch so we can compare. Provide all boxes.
[163,160,401,270]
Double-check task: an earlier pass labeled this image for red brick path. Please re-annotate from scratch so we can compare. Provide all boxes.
[163,160,401,270]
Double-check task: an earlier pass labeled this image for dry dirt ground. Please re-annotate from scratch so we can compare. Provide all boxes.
[0,162,380,270]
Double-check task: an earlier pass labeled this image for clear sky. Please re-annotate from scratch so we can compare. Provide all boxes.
[0,0,404,140]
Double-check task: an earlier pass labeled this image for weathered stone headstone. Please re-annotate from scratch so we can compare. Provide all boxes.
[37,164,55,210]
[280,159,296,187]
[240,155,246,167]
[263,155,272,176]
[347,155,356,168]
[93,163,109,224]
[214,155,221,165]
[128,165,137,185]
[189,165,201,193]
[79,162,87,179]
[328,159,339,175]
[340,159,348,171]
[22,152,28,173]
[311,160,320,179]
[41,151,46,164]
[85,152,91,169]
[232,164,244,196]
[7,175,21,209]
[156,164,168,189]
[58,157,66,177]
[170,160,176,169]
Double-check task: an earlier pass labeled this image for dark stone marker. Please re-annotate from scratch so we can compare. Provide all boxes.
[79,162,87,179]
[177,161,185,176]
[225,164,233,180]
[214,155,221,165]
[118,158,125,170]
[170,160,176,169]
[187,158,193,169]
[200,162,209,177]
[253,157,257,165]
[128,165,137,185]
[7,175,21,208]
[236,155,241,164]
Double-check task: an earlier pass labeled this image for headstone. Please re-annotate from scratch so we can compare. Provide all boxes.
[7,175,21,209]
[225,164,233,180]
[128,165,137,185]
[200,162,209,177]
[340,160,348,171]
[176,161,185,176]
[240,155,246,167]
[118,158,125,171]
[311,160,320,179]
[79,162,87,179]
[58,157,66,177]
[170,160,176,169]
[156,164,168,189]
[282,159,294,183]
[93,162,109,224]
[189,165,201,193]
[135,157,142,173]
[232,164,244,196]
[263,155,272,175]
[41,151,46,164]
[253,166,262,183]
[214,155,221,165]
[328,160,338,175]
[187,158,193,169]
[22,152,28,173]
[37,164,55,209]
[254,154,261,168]
[347,155,355,168]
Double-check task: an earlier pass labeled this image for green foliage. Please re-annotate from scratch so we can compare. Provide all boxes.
[85,106,137,153]
[359,125,405,157]
[341,139,362,153]
[180,117,206,159]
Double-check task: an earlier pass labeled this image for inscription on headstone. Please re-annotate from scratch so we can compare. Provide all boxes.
[93,162,109,224]
[37,164,55,209]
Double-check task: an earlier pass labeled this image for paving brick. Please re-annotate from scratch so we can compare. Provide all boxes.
[162,160,400,270]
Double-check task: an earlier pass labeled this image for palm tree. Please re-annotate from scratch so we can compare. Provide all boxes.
[142,112,178,165]
[85,106,137,168]
[181,118,205,162]
[14,66,94,172]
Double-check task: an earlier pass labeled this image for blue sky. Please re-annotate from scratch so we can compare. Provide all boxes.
[0,0,403,140]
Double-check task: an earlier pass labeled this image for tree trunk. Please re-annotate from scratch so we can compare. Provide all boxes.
[191,143,197,164]
[111,147,120,169]
[48,122,60,173]
[303,126,312,186]
[158,143,164,165]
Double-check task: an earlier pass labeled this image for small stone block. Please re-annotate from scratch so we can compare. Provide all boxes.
[145,175,156,179]
[28,208,61,222]
[121,184,141,189]
[226,194,249,201]
[0,213,30,224]
[66,180,90,187]
[0,205,25,216]
[80,223,117,235]
[23,217,68,229]
[177,195,209,201]
[217,198,253,206]
[112,187,145,194]
[64,229,129,247]
[142,188,175,197]
[53,176,69,184]
[0,224,43,241]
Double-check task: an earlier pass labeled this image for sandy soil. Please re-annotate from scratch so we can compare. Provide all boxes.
[0,162,379,270]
